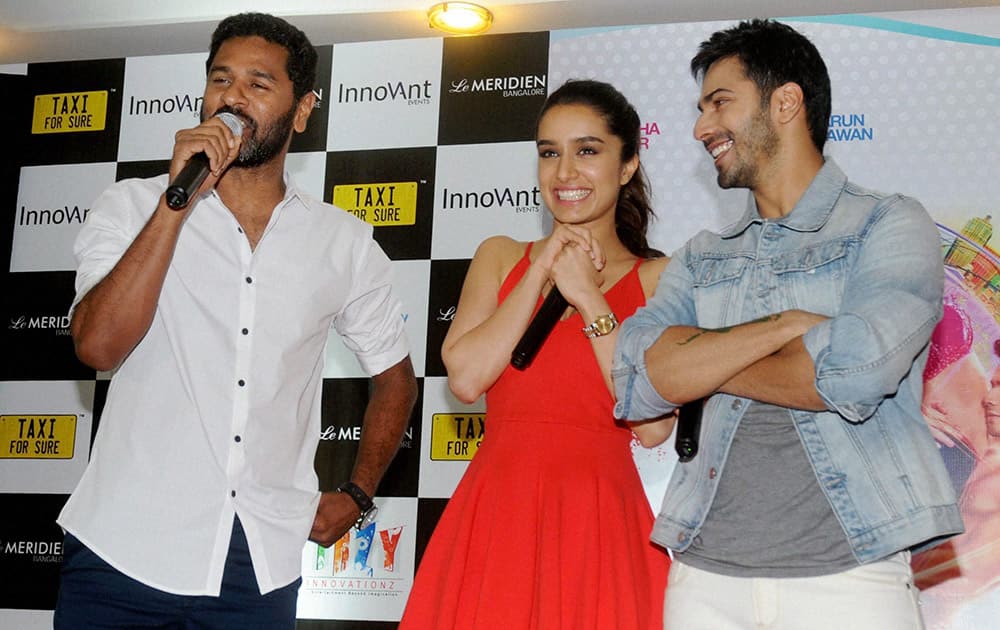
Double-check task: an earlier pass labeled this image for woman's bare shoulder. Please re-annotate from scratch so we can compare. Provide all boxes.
[638,255,670,298]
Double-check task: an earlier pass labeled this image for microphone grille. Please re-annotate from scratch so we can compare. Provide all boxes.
[216,112,245,137]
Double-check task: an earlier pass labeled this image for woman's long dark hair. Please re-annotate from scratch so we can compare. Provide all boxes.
[537,79,663,258]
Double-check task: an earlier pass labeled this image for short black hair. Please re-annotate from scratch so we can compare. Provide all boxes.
[206,13,318,102]
[691,19,831,153]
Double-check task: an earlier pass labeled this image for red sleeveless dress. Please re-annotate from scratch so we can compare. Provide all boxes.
[399,245,669,629]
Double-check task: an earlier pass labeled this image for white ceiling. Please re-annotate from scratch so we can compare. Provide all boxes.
[0,0,998,66]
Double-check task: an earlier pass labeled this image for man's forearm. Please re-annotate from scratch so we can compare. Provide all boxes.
[643,311,818,405]
[720,336,826,410]
[72,204,186,371]
[349,356,418,495]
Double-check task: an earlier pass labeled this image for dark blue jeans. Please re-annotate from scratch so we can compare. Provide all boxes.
[54,517,301,629]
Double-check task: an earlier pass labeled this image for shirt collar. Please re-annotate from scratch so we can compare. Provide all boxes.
[281,172,310,209]
[719,158,848,238]
[209,171,310,210]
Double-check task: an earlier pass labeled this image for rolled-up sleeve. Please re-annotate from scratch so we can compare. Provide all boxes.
[613,252,695,420]
[802,195,943,422]
[333,235,410,376]
[71,179,152,314]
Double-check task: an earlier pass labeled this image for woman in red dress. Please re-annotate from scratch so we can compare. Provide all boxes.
[399,79,673,630]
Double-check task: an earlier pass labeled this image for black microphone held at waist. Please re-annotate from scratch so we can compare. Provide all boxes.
[510,287,569,370]
[165,112,245,210]
[675,399,704,462]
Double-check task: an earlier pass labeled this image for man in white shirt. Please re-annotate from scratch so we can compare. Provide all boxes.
[53,13,417,628]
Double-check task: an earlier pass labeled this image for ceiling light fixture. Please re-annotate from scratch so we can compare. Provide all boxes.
[427,2,494,36]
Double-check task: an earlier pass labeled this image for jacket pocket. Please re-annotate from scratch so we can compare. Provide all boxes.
[690,254,750,327]
[772,238,851,315]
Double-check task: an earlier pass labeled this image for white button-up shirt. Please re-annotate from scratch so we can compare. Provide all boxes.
[58,174,409,595]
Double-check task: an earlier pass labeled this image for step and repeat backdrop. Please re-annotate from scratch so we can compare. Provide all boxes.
[2,7,999,629]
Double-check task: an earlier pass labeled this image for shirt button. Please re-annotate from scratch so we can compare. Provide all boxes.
[709,467,717,479]
[245,276,253,284]
[231,490,236,498]
[238,379,246,387]
[237,227,244,234]
[234,435,242,443]
[241,328,249,335]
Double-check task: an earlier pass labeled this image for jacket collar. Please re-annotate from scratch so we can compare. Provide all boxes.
[719,158,847,238]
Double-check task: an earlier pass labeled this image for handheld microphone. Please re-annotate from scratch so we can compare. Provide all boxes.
[510,287,569,370]
[164,112,245,210]
[675,399,704,462]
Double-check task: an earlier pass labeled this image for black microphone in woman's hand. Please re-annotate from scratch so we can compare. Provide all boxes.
[510,287,569,370]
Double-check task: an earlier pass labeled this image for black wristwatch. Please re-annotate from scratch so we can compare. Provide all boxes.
[337,481,378,530]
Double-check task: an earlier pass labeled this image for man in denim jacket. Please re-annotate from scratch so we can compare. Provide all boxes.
[613,19,963,629]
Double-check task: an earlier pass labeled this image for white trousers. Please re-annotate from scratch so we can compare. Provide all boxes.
[663,553,925,630]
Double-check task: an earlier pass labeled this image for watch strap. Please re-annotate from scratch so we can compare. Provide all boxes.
[336,481,374,512]
[582,312,619,338]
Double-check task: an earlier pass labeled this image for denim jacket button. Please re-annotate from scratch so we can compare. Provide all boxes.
[730,399,741,410]
[709,468,717,479]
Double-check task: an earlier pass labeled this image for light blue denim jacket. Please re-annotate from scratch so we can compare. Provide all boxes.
[613,160,963,563]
